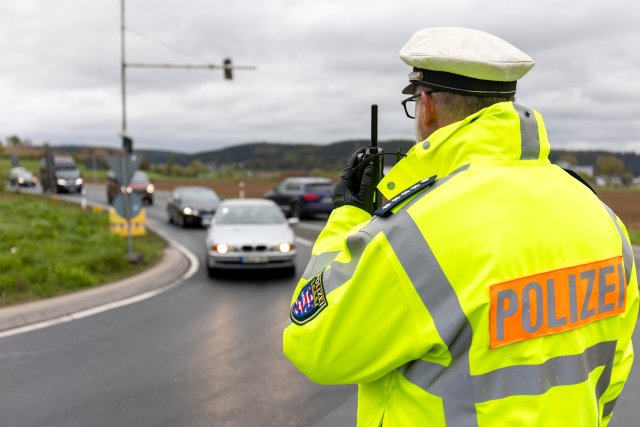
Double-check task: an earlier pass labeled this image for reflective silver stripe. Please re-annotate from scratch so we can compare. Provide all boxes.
[603,204,634,286]
[321,232,372,294]
[478,341,614,402]
[400,341,616,402]
[603,398,618,417]
[302,251,341,279]
[514,103,540,160]
[365,211,477,426]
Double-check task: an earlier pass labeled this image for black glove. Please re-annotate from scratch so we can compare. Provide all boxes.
[332,147,380,215]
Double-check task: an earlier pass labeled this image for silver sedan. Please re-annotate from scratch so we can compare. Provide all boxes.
[205,199,299,277]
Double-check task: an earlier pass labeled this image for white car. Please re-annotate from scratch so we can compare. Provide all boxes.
[205,199,298,277]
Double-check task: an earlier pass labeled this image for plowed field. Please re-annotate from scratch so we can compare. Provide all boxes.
[599,190,640,229]
[152,179,640,229]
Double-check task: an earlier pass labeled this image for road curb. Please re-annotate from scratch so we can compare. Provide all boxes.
[0,223,193,334]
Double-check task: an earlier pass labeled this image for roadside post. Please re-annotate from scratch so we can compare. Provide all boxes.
[106,153,144,263]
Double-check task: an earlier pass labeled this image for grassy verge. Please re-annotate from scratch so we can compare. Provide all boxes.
[0,192,166,306]
[628,229,640,245]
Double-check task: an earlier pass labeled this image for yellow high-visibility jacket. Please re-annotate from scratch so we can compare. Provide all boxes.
[283,102,638,426]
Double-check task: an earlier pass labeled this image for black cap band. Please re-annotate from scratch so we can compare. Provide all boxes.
[402,68,517,96]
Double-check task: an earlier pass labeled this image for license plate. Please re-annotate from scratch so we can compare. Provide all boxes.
[241,256,269,264]
[321,197,331,203]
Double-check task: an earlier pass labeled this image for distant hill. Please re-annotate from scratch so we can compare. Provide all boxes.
[190,140,415,171]
[16,141,640,175]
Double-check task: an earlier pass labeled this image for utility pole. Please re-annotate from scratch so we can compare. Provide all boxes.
[120,0,128,148]
[119,0,256,154]
[117,0,255,262]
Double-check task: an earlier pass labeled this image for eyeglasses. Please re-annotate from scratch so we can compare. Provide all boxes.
[401,91,433,119]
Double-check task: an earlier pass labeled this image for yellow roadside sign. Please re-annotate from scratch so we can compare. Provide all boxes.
[109,208,146,237]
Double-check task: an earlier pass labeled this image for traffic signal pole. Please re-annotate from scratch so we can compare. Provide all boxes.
[119,0,256,155]
[120,0,128,144]
[118,0,255,263]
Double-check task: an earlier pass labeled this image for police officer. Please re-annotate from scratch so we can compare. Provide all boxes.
[283,27,638,426]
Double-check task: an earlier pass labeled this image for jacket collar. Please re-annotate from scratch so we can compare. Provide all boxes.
[378,102,550,200]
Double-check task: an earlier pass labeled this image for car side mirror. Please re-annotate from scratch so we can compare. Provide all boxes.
[287,217,300,227]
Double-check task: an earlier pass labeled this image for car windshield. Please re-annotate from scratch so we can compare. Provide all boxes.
[306,183,333,192]
[56,170,80,179]
[131,171,149,184]
[182,189,219,204]
[216,205,285,225]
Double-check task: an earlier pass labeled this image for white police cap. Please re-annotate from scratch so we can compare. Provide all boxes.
[399,27,534,96]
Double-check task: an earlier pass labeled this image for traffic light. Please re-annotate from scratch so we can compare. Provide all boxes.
[123,135,133,154]
[223,58,233,80]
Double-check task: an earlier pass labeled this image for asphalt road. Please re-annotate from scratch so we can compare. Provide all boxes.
[0,185,355,427]
[2,184,639,426]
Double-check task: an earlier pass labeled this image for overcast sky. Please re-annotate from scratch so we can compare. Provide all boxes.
[2,0,640,153]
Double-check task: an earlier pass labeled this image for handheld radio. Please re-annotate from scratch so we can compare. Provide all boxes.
[357,104,384,209]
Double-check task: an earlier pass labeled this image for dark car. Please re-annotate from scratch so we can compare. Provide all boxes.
[40,156,83,194]
[167,186,221,227]
[264,177,334,218]
[106,170,155,205]
[9,167,37,187]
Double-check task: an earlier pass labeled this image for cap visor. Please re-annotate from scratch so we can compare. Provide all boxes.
[402,83,415,95]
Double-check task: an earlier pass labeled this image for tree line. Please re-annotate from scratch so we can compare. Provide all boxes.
[3,135,640,177]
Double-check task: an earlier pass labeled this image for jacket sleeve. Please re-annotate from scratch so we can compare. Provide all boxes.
[601,217,639,426]
[299,205,371,280]
[283,207,435,385]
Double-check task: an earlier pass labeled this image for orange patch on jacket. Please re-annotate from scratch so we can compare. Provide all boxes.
[490,257,626,349]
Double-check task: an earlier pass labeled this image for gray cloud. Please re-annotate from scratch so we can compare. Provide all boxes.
[1,0,639,153]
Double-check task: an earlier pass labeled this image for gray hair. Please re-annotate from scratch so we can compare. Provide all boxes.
[430,92,515,126]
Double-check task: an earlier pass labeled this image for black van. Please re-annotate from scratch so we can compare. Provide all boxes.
[40,155,83,194]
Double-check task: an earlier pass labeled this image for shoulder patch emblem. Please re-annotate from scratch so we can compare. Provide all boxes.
[374,175,436,218]
[290,271,328,325]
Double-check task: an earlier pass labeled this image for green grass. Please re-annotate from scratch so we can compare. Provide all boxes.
[628,229,640,245]
[0,193,166,306]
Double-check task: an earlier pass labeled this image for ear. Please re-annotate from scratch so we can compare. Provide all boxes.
[419,91,436,127]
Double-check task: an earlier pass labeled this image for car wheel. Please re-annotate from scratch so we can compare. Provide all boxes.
[177,213,185,228]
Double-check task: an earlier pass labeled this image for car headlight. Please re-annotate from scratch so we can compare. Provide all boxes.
[18,177,24,184]
[57,179,66,185]
[213,243,231,254]
[277,243,295,253]
[76,178,83,185]
[183,207,199,215]
[146,183,155,193]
